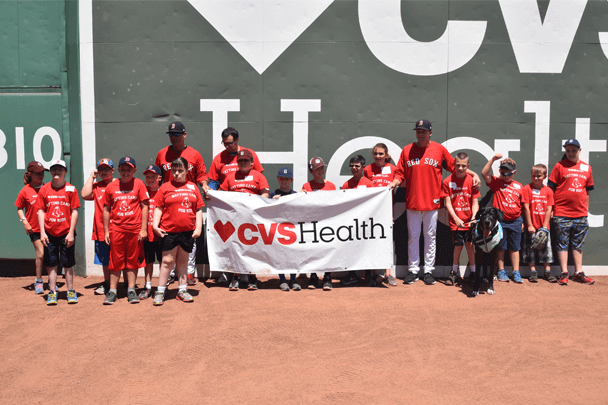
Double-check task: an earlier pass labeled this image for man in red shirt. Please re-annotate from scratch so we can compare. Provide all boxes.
[155,121,208,285]
[548,139,595,285]
[389,120,480,285]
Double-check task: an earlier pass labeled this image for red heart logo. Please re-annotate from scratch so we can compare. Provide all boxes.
[214,220,235,242]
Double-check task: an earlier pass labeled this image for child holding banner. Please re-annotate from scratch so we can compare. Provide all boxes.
[301,157,336,290]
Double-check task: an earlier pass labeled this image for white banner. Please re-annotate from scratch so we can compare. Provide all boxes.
[206,188,393,274]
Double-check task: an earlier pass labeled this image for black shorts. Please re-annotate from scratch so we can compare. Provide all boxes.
[44,233,76,268]
[29,232,41,243]
[161,230,195,253]
[451,229,472,247]
[143,240,163,264]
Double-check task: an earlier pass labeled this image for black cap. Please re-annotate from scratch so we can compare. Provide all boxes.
[167,121,186,134]
[499,161,516,171]
[414,119,432,131]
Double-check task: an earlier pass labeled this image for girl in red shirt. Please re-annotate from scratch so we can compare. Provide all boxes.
[152,157,204,305]
[15,161,48,294]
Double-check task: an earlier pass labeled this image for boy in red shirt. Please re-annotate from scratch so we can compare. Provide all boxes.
[481,154,524,283]
[521,164,554,283]
[102,156,149,304]
[139,165,163,299]
[36,160,81,305]
[442,153,480,285]
[81,158,116,295]
[301,157,336,290]
[548,139,595,285]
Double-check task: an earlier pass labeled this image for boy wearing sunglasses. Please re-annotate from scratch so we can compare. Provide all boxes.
[481,154,524,283]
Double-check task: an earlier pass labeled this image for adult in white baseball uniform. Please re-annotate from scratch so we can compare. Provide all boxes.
[389,120,480,285]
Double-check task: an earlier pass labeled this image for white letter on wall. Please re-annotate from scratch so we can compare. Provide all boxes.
[200,99,241,158]
[358,0,486,76]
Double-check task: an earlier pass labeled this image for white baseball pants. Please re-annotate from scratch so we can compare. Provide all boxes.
[407,209,438,274]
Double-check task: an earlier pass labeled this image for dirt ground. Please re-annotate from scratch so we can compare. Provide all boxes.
[1,274,607,404]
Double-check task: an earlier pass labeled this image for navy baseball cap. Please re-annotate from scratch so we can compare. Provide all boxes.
[414,119,432,131]
[277,167,293,178]
[119,156,136,168]
[143,165,161,175]
[563,138,581,148]
[167,121,186,134]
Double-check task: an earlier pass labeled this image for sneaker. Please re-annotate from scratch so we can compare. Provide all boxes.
[103,291,117,305]
[423,272,436,285]
[47,292,58,306]
[228,278,239,291]
[341,272,359,286]
[248,275,259,290]
[544,271,557,283]
[447,270,457,286]
[94,282,109,295]
[323,276,332,291]
[529,271,539,283]
[558,272,569,285]
[497,269,510,282]
[166,273,175,286]
[308,273,319,290]
[375,274,384,286]
[279,282,290,292]
[187,273,197,286]
[385,275,398,286]
[403,271,417,285]
[513,271,523,284]
[177,290,194,302]
[572,272,594,285]
[138,287,152,300]
[34,279,44,294]
[153,291,165,306]
[127,290,140,304]
[366,273,377,287]
[291,282,302,291]
[67,290,78,304]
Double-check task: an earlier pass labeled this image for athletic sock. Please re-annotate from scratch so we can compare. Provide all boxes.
[110,289,117,294]
[145,282,152,289]
[127,287,136,293]
[157,286,166,294]
[178,283,187,292]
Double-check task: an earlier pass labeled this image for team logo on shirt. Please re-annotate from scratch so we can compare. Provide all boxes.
[457,197,468,208]
[535,203,544,212]
[181,197,191,208]
[505,193,516,204]
[119,200,129,212]
[572,178,582,188]
[51,206,63,218]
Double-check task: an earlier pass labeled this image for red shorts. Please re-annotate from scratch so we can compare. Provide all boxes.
[108,230,146,271]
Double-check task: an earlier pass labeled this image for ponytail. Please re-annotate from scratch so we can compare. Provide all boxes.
[23,171,31,185]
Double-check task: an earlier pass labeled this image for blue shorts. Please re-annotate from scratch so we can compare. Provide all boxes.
[94,240,111,266]
[498,216,522,251]
[552,216,588,251]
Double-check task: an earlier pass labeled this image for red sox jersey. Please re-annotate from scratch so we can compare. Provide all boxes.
[364,163,396,187]
[549,159,594,218]
[522,184,554,229]
[155,146,208,185]
[146,188,159,242]
[302,180,336,191]
[394,141,455,211]
[35,182,81,237]
[88,179,115,241]
[488,176,523,221]
[342,176,374,190]
[15,184,44,233]
[442,174,480,230]
[156,181,204,233]
[103,178,149,233]
[208,147,264,183]
[220,170,269,195]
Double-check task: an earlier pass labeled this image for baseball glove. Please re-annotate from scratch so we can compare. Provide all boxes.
[530,228,549,250]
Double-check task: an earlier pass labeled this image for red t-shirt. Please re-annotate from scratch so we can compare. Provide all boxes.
[302,180,337,192]
[522,184,554,229]
[35,182,81,237]
[156,181,204,233]
[208,147,264,183]
[364,163,396,187]
[342,176,374,190]
[155,145,208,185]
[146,188,159,242]
[487,176,524,221]
[442,174,481,230]
[394,141,455,211]
[548,159,593,218]
[220,170,269,194]
[103,178,149,233]
[88,179,116,241]
[15,183,44,233]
